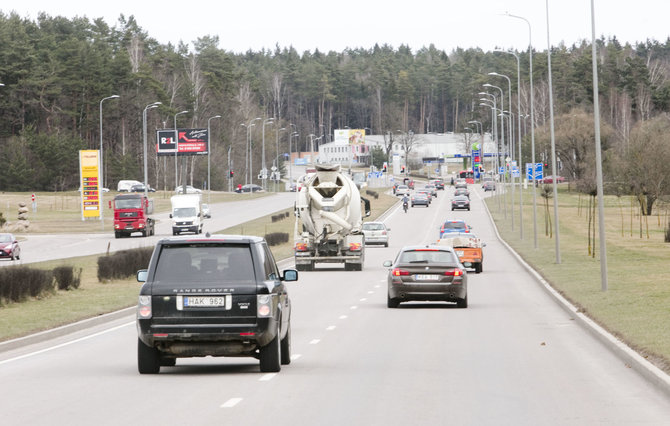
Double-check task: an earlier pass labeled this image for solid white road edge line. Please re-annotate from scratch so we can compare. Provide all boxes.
[0,321,134,366]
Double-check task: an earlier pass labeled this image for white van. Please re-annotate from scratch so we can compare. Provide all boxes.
[117,180,142,192]
[170,194,203,235]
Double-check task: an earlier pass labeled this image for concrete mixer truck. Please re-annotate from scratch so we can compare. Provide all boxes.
[294,164,371,271]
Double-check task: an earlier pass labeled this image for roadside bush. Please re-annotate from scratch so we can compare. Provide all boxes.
[665,222,670,243]
[0,212,5,227]
[53,266,82,290]
[0,266,54,304]
[265,232,289,246]
[97,247,154,282]
[365,190,379,199]
[271,212,291,223]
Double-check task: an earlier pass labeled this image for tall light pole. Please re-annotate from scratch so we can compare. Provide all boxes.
[490,73,515,230]
[289,132,299,187]
[484,84,507,221]
[468,120,483,178]
[506,11,538,248]
[545,0,561,264]
[143,102,162,199]
[494,50,524,240]
[99,94,119,227]
[274,127,286,191]
[244,117,262,186]
[174,110,188,191]
[207,114,221,203]
[480,98,501,211]
[591,0,608,290]
[261,118,275,189]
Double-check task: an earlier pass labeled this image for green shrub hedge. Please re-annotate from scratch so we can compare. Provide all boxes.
[53,266,82,290]
[97,247,154,282]
[265,232,289,246]
[0,266,54,304]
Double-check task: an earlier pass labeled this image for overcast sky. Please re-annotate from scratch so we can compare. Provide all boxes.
[5,1,669,54]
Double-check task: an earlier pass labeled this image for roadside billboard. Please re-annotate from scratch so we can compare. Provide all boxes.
[156,128,209,156]
[334,129,366,145]
[79,150,100,219]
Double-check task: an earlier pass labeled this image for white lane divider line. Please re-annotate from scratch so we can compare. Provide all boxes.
[291,354,302,361]
[310,339,321,345]
[368,291,374,294]
[359,298,367,302]
[339,315,348,320]
[375,284,381,288]
[259,373,276,382]
[350,305,358,310]
[221,398,243,408]
[326,326,336,331]
[0,321,134,366]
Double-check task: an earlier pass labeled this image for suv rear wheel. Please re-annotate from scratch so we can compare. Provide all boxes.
[137,339,161,374]
[280,324,292,365]
[259,333,281,372]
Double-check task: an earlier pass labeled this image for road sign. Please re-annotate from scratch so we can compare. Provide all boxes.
[526,163,543,180]
[511,166,520,178]
[499,166,505,175]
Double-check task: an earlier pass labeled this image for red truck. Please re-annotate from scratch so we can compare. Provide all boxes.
[110,193,155,238]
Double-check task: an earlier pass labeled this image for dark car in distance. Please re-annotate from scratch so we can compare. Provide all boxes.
[411,192,430,207]
[0,233,20,261]
[483,181,496,191]
[451,195,470,211]
[235,184,264,193]
[130,184,156,192]
[384,245,468,308]
[136,234,298,374]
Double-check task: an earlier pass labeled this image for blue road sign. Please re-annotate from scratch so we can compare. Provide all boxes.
[499,166,505,175]
[526,163,543,180]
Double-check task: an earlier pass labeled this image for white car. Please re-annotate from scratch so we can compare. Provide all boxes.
[395,185,410,196]
[175,185,202,194]
[362,222,390,247]
[202,203,211,218]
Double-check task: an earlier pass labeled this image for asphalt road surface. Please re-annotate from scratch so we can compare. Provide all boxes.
[1,185,669,425]
[2,192,295,266]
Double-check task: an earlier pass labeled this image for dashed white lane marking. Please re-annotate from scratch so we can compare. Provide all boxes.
[378,280,385,283]
[359,298,367,302]
[221,398,243,408]
[259,373,276,381]
[326,326,336,331]
[375,284,381,288]
[368,291,374,294]
[350,305,358,310]
[310,339,321,345]
[291,354,302,361]
[339,315,348,320]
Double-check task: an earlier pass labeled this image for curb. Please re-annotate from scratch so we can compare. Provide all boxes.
[0,306,135,353]
[482,192,670,398]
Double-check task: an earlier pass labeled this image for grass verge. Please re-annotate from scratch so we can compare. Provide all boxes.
[486,184,670,374]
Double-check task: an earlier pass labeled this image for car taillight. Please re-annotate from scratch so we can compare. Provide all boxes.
[444,268,464,277]
[381,231,387,235]
[349,243,362,251]
[257,294,274,318]
[295,242,308,252]
[392,268,410,276]
[138,295,152,319]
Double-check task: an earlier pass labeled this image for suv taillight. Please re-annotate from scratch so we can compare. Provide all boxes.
[257,294,274,318]
[138,295,152,319]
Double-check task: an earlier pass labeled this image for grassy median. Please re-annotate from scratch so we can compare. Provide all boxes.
[0,188,398,342]
[486,184,670,373]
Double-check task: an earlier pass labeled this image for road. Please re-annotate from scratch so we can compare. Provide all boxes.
[2,192,295,265]
[1,185,669,425]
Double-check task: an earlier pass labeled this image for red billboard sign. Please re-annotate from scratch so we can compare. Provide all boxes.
[156,128,209,156]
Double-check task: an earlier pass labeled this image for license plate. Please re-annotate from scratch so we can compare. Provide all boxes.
[178,295,231,309]
[456,250,464,256]
[414,274,440,281]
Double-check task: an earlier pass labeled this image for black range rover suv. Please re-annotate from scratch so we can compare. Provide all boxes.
[136,234,298,374]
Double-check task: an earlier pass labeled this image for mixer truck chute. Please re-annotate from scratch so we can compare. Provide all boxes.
[294,164,371,271]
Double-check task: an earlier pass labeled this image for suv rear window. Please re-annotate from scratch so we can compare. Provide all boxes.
[153,243,255,286]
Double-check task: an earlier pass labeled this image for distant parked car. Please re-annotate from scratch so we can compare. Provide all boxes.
[130,184,156,192]
[542,175,566,184]
[0,233,20,261]
[175,185,202,194]
[235,184,263,193]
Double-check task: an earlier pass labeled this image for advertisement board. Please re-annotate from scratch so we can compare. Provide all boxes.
[79,150,100,219]
[334,129,366,145]
[156,128,209,156]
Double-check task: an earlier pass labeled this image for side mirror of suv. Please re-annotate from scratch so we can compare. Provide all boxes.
[137,269,148,282]
[282,269,299,282]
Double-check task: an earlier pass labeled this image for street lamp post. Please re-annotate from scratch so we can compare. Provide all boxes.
[506,11,538,248]
[244,117,262,187]
[289,132,299,187]
[275,127,286,191]
[99,95,119,227]
[545,0,561,263]
[207,115,221,203]
[143,102,162,199]
[479,98,501,211]
[261,118,275,189]
[174,110,188,192]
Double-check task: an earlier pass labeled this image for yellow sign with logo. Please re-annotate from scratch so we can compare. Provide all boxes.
[79,150,100,219]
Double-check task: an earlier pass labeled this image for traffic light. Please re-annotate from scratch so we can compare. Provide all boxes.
[229,170,234,178]
[382,164,387,172]
[401,165,405,173]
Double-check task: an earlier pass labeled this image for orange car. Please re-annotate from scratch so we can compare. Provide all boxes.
[436,234,485,273]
